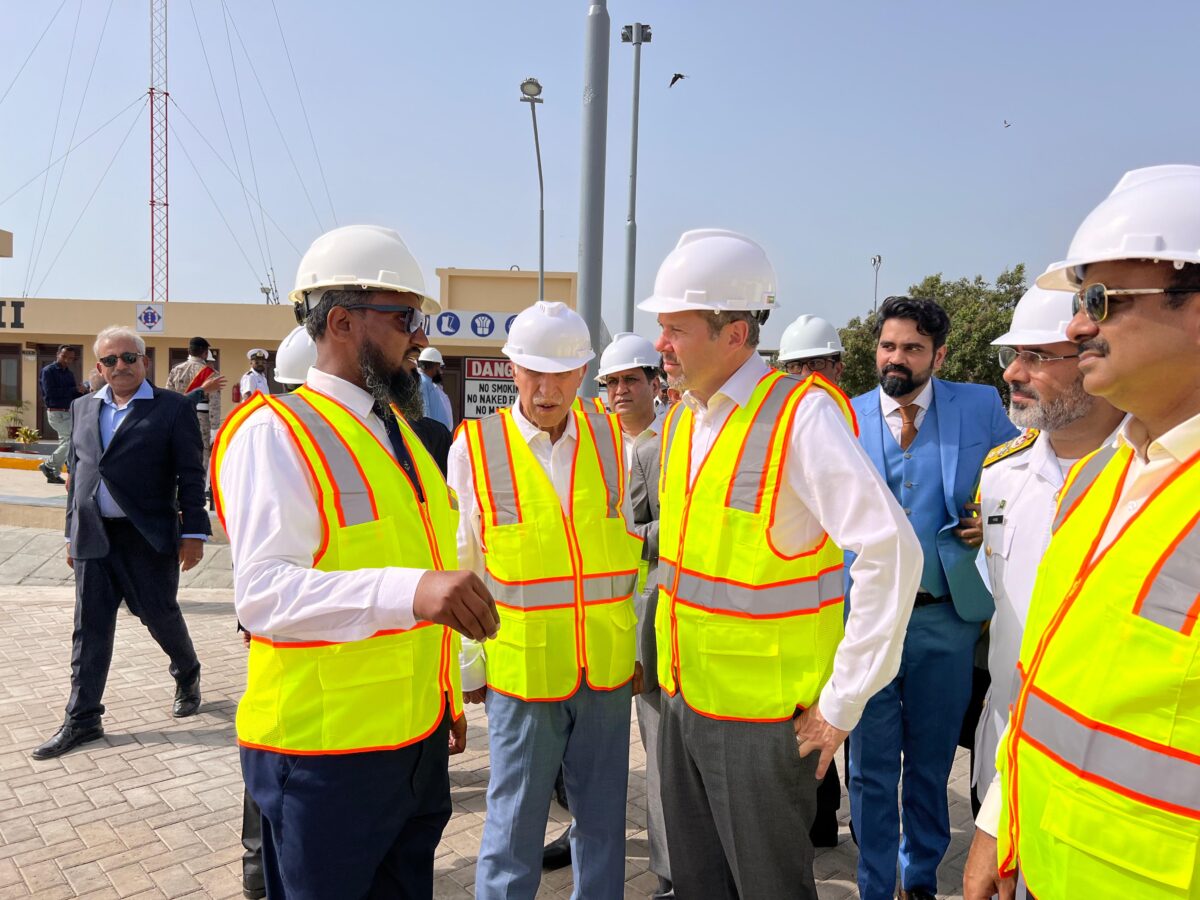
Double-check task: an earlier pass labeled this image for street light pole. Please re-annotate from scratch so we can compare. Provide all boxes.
[871,254,882,314]
[520,77,546,301]
[620,23,651,333]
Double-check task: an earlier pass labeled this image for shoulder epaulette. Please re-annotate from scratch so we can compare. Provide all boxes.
[982,428,1040,468]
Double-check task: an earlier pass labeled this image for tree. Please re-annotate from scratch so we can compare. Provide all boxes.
[836,264,1026,397]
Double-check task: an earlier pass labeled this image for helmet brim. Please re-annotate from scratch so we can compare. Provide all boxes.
[502,349,595,374]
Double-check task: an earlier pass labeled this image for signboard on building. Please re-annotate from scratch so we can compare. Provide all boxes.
[426,309,521,344]
[462,357,516,419]
[135,303,165,333]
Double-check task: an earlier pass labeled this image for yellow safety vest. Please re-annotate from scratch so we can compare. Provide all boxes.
[656,370,856,721]
[211,386,463,755]
[998,442,1200,897]
[573,395,608,414]
[460,407,642,701]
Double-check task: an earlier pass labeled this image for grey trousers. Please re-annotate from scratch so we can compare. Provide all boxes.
[659,692,819,900]
[635,690,670,882]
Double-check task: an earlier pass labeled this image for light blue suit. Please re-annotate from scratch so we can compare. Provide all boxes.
[847,378,1016,900]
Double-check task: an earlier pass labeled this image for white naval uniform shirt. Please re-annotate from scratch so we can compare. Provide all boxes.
[678,353,921,732]
[239,369,271,399]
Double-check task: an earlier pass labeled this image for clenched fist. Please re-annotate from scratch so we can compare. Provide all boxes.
[414,570,500,643]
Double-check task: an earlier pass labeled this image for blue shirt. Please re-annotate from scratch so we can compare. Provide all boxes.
[92,381,206,540]
[419,371,453,430]
[40,362,82,410]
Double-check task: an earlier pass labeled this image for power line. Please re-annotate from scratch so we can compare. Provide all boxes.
[270,0,337,227]
[24,0,84,298]
[0,0,71,109]
[32,101,144,297]
[28,0,117,295]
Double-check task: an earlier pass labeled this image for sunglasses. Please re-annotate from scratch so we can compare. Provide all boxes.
[997,347,1080,369]
[344,304,425,334]
[98,352,144,367]
[1072,283,1196,323]
[785,357,839,374]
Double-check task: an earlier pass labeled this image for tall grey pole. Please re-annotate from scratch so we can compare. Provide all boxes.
[621,23,650,333]
[577,0,610,395]
[531,101,545,302]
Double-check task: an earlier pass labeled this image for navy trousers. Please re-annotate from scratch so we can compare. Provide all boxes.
[241,714,451,900]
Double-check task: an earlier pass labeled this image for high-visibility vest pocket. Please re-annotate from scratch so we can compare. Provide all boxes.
[690,618,784,719]
[487,608,579,701]
[316,641,415,749]
[583,599,637,689]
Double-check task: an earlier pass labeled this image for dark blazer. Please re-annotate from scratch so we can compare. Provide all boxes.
[66,386,210,559]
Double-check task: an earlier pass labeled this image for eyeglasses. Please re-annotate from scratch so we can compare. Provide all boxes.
[997,346,1080,369]
[98,352,144,367]
[1073,283,1196,323]
[344,303,425,334]
[784,356,839,374]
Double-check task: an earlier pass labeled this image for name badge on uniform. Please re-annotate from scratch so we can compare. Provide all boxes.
[987,514,1005,525]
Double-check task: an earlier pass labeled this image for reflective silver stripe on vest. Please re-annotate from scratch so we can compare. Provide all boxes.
[665,562,842,616]
[585,412,622,518]
[1137,515,1200,633]
[273,393,374,527]
[727,375,804,513]
[1020,689,1200,815]
[1052,444,1119,532]
[477,414,519,525]
[660,405,685,486]
[484,570,637,609]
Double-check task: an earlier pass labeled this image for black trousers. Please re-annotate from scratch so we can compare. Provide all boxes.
[66,519,200,727]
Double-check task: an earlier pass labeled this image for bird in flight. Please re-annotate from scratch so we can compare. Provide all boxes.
[669,73,688,88]
[1003,119,1013,128]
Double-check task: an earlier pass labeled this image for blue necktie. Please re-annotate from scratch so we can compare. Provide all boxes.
[373,402,423,502]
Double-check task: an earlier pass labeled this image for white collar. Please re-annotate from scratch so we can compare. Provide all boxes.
[1117,408,1200,464]
[305,367,375,420]
[879,378,934,417]
[510,400,578,447]
[682,352,767,415]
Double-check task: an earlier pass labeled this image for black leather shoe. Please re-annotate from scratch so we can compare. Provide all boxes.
[32,722,104,760]
[38,462,66,485]
[172,675,201,717]
[653,876,675,899]
[242,877,266,900]
[898,889,937,900]
[542,827,572,871]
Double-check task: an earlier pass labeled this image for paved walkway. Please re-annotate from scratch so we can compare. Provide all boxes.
[0,525,974,899]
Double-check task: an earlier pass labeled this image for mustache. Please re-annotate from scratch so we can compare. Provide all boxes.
[882,364,912,377]
[1077,338,1109,356]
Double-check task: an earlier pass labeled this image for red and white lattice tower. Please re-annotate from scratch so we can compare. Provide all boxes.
[149,0,169,302]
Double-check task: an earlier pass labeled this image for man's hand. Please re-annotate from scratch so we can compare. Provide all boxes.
[241,630,252,649]
[464,687,487,704]
[65,544,73,570]
[179,538,204,571]
[793,703,849,779]
[448,712,467,755]
[954,500,983,547]
[632,661,644,696]
[963,830,1015,900]
[200,373,226,395]
[413,570,500,643]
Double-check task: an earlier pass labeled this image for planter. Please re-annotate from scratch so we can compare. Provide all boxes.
[5,426,18,439]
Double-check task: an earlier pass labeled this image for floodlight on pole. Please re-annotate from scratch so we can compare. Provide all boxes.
[871,255,883,314]
[520,77,546,301]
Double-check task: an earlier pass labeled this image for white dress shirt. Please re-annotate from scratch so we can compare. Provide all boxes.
[448,402,637,692]
[679,354,921,732]
[219,367,425,641]
[976,408,1200,835]
[239,369,271,399]
[878,378,933,443]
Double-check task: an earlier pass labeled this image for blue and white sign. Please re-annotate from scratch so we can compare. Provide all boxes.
[505,314,517,334]
[470,314,495,338]
[135,303,165,333]
[426,308,532,344]
[437,312,461,336]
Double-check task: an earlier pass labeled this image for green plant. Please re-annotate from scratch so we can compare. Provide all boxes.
[0,401,30,429]
[15,426,40,447]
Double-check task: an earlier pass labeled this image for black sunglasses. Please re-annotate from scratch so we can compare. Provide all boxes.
[98,352,144,367]
[1073,283,1196,323]
[344,304,425,334]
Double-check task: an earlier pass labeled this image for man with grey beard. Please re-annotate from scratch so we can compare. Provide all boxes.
[972,286,1125,815]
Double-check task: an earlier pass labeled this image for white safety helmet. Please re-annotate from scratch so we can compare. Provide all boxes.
[596,332,660,380]
[289,224,440,324]
[502,301,595,373]
[992,286,1075,346]
[1038,165,1200,291]
[273,326,317,385]
[638,229,778,314]
[778,315,844,363]
[247,348,269,361]
[418,347,445,365]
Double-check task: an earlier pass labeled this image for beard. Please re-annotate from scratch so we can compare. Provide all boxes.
[1008,377,1094,431]
[359,339,421,419]
[878,363,932,398]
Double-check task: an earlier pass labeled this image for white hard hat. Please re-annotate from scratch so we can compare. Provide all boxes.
[274,326,317,385]
[502,301,594,373]
[247,348,268,360]
[638,229,778,314]
[289,224,440,323]
[778,315,844,363]
[991,286,1075,346]
[418,347,445,365]
[596,332,660,380]
[1038,165,1200,291]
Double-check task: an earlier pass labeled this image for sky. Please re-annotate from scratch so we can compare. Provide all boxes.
[2,1,1199,350]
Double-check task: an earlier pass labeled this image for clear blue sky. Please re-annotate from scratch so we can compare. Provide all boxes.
[1,1,1197,349]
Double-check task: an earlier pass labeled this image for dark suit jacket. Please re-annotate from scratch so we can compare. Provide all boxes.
[66,385,210,559]
[629,429,661,693]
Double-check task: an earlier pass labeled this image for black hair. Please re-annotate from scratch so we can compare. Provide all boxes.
[874,296,951,350]
[188,336,210,355]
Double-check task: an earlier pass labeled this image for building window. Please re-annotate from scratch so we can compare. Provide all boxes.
[0,344,20,405]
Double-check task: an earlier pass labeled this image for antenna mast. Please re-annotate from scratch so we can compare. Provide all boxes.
[149,0,168,302]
